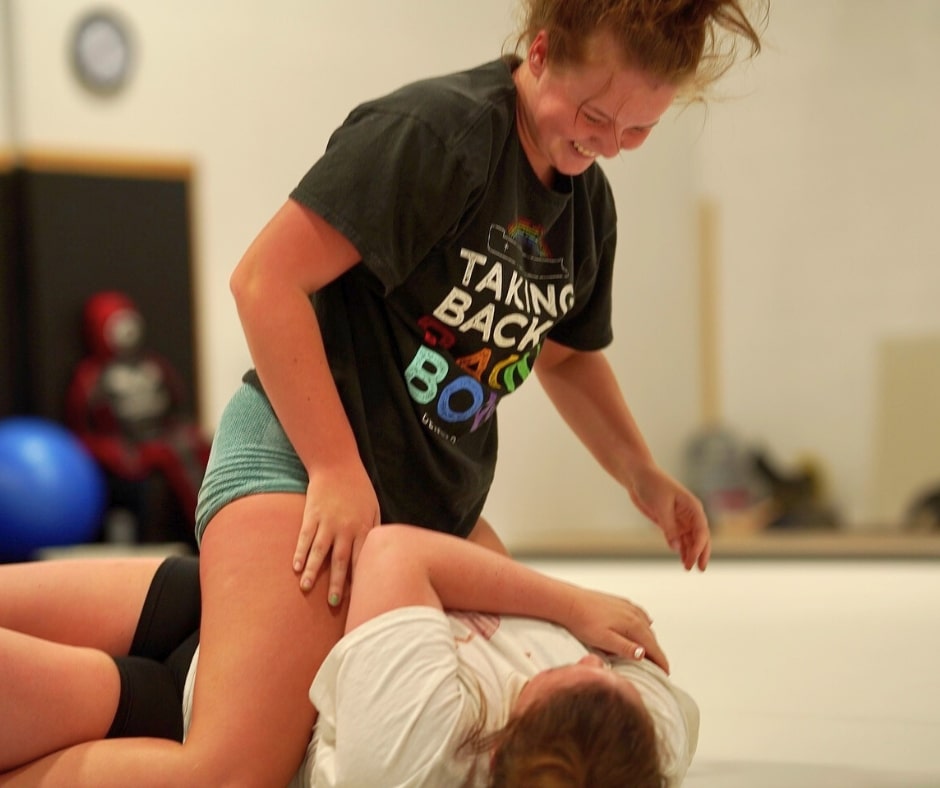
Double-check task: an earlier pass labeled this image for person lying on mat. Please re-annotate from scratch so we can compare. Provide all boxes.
[0,525,698,787]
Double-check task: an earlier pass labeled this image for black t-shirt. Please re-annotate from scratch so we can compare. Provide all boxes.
[248,58,617,536]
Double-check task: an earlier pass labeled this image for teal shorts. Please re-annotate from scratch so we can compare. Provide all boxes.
[194,383,307,545]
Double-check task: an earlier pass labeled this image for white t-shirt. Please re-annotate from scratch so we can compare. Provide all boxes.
[184,607,699,788]
[299,606,698,787]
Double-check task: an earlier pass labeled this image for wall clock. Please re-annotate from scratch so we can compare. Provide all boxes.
[70,10,134,95]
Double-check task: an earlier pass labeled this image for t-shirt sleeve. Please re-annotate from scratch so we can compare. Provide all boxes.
[545,169,617,351]
[291,105,481,294]
[546,236,615,350]
[612,659,701,787]
[306,606,478,787]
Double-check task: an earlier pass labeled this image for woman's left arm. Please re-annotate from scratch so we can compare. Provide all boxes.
[346,525,669,672]
[535,339,711,571]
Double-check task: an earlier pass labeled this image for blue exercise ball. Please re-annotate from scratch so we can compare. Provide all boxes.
[0,417,106,559]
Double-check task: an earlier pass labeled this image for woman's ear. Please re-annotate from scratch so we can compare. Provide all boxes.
[528,30,549,75]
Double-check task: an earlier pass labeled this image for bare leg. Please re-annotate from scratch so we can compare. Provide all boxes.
[0,494,348,787]
[0,631,121,770]
[0,557,164,652]
[0,557,163,770]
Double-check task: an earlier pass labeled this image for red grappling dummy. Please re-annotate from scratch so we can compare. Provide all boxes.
[66,291,211,540]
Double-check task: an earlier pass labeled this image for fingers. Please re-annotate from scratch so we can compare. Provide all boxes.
[326,539,351,607]
[329,515,379,604]
[633,602,654,628]
[666,528,699,571]
[292,511,332,593]
[697,535,712,571]
[294,515,378,602]
[298,539,329,593]
[678,525,711,572]
[292,522,315,575]
[586,600,669,673]
[628,614,669,673]
[611,626,669,674]
[668,493,711,572]
[637,636,670,674]
[293,519,325,591]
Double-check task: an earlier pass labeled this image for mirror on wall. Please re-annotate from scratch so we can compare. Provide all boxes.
[670,1,940,556]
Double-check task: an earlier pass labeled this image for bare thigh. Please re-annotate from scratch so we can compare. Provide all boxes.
[0,495,347,788]
[185,493,348,786]
[0,557,164,654]
[0,627,123,770]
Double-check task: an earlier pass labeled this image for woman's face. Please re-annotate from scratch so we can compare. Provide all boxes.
[513,653,644,716]
[515,30,678,184]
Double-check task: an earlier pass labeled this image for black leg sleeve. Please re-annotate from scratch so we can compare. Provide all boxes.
[129,555,201,661]
[106,555,202,741]
[107,656,185,741]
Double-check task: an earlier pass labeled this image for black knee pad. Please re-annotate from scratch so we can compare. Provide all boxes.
[108,656,185,741]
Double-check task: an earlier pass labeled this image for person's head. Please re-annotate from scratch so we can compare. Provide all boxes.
[510,0,766,179]
[514,0,765,99]
[483,655,664,787]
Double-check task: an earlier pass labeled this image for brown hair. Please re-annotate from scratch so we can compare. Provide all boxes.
[464,683,664,788]
[513,0,767,100]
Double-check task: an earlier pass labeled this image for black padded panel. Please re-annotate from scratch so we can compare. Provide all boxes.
[0,165,19,416]
[3,160,199,423]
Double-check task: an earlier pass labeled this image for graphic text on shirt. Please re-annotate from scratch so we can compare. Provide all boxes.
[403,220,574,443]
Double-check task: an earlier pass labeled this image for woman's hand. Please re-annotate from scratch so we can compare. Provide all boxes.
[563,587,669,673]
[293,460,380,605]
[628,463,711,571]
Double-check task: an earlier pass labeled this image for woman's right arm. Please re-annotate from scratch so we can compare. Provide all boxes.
[230,199,380,602]
[346,525,668,672]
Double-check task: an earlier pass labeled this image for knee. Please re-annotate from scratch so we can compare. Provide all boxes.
[172,742,305,788]
[108,657,183,741]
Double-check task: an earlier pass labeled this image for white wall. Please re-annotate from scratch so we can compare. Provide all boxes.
[0,0,13,151]
[4,2,938,542]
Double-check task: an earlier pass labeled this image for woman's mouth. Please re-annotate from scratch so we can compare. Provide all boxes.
[573,141,599,159]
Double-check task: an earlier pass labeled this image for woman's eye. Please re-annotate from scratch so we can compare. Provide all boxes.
[582,113,605,126]
[620,126,653,149]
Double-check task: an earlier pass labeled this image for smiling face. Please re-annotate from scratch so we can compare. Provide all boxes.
[514,29,679,185]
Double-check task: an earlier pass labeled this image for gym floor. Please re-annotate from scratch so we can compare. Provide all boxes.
[525,556,940,787]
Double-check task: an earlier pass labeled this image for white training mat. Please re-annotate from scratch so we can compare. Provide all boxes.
[524,557,940,786]
[686,760,940,787]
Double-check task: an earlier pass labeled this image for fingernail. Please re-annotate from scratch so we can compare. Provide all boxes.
[633,646,645,660]
[293,561,302,573]
[300,577,312,592]
[328,593,340,607]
